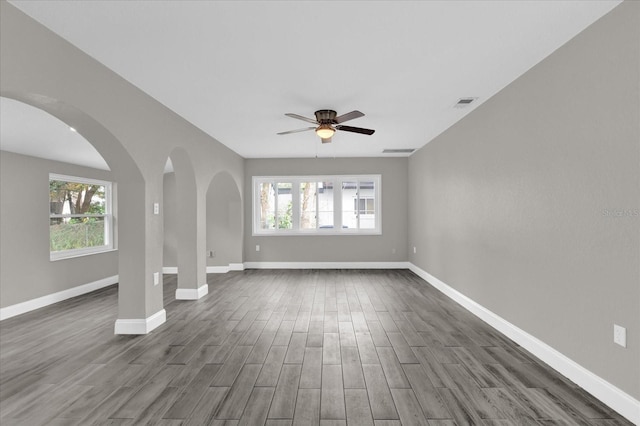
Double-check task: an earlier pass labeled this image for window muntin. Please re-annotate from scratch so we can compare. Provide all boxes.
[49,174,113,260]
[253,175,380,235]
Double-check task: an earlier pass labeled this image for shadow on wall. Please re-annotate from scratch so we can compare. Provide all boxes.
[206,171,242,267]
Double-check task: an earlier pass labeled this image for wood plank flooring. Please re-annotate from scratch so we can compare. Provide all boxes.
[0,269,632,425]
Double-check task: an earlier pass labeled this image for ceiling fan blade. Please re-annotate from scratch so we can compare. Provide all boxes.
[321,137,332,144]
[336,125,375,135]
[334,110,364,124]
[277,127,315,135]
[285,113,318,125]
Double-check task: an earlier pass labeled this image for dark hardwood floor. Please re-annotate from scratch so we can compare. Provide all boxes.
[0,269,632,425]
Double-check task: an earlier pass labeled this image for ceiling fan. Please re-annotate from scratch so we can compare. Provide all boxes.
[277,109,375,143]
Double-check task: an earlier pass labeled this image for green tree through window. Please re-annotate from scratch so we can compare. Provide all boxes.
[49,174,113,258]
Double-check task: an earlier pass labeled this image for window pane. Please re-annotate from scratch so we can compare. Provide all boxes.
[359,181,376,229]
[342,181,358,229]
[318,181,334,228]
[300,182,317,230]
[252,176,378,234]
[50,216,106,251]
[50,180,106,215]
[277,182,293,229]
[366,198,374,213]
[259,182,276,229]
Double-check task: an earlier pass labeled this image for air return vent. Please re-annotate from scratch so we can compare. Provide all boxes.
[382,148,415,154]
[454,97,477,108]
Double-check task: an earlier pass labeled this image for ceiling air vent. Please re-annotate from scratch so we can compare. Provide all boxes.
[382,148,415,154]
[454,97,477,108]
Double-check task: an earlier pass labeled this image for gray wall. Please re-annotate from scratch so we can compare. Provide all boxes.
[164,170,243,268]
[2,2,244,320]
[0,151,118,308]
[408,1,639,399]
[244,158,408,263]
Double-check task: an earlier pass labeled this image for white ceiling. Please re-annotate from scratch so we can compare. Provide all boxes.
[0,97,110,170]
[6,0,621,161]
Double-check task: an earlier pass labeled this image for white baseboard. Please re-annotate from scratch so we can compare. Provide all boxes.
[207,266,229,273]
[243,261,410,270]
[166,264,245,274]
[229,263,245,271]
[114,309,166,335]
[0,275,118,321]
[175,284,208,300]
[408,263,640,424]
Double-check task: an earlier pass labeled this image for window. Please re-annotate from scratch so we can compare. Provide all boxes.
[342,180,377,230]
[49,174,114,260]
[253,175,380,235]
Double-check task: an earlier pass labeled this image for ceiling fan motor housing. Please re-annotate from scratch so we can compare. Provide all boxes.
[315,110,338,124]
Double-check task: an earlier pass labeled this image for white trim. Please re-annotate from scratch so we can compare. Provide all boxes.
[49,173,114,260]
[0,275,118,321]
[175,284,208,300]
[114,309,166,335]
[167,264,245,274]
[408,263,640,425]
[50,245,115,261]
[252,175,382,236]
[207,266,230,273]
[49,173,110,187]
[244,261,410,270]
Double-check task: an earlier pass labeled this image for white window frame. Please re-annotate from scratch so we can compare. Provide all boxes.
[49,173,114,261]
[252,175,381,236]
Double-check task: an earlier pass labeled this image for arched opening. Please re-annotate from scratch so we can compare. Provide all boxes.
[162,157,178,273]
[0,96,117,315]
[206,171,243,271]
[164,147,208,299]
[0,93,157,333]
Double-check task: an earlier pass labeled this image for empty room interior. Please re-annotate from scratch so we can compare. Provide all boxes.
[0,0,638,425]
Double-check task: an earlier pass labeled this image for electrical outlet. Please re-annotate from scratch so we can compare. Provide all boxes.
[614,324,626,348]
[153,203,159,215]
[413,246,417,254]
[153,272,160,286]
[256,245,260,252]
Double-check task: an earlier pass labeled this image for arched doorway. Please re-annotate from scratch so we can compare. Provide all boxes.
[206,171,243,272]
[0,92,161,334]
[164,147,208,299]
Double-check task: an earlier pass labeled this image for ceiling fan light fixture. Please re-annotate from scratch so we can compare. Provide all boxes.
[315,124,335,139]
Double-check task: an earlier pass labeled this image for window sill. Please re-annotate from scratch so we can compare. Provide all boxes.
[252,231,382,237]
[50,248,118,262]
